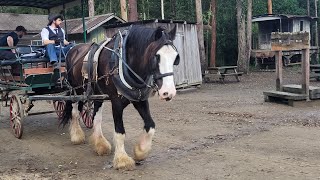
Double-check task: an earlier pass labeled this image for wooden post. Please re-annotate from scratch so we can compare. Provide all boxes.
[120,0,128,21]
[81,0,87,43]
[275,51,283,91]
[302,48,310,100]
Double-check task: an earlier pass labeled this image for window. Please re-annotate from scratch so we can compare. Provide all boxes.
[300,21,304,31]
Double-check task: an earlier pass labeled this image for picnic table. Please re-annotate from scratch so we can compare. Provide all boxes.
[310,64,320,81]
[205,66,243,83]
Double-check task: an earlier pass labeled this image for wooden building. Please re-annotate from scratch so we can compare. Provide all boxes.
[62,13,124,43]
[0,13,124,45]
[0,13,48,45]
[103,19,202,88]
[251,14,318,68]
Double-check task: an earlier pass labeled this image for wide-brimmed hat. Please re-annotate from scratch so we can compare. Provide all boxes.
[47,14,64,26]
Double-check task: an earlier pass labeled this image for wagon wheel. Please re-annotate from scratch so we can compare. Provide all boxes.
[53,101,65,119]
[80,101,94,129]
[10,95,24,139]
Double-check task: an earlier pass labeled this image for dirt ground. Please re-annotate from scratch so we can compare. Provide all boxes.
[1,68,320,180]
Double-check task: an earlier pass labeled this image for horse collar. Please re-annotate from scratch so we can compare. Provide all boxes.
[110,28,156,102]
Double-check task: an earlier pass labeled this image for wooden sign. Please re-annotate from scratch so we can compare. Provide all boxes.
[271,32,310,51]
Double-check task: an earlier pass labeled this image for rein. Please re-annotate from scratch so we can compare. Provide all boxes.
[68,27,177,101]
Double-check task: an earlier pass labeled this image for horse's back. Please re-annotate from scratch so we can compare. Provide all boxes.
[66,43,93,86]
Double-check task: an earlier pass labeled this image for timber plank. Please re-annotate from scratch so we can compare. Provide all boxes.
[263,90,307,101]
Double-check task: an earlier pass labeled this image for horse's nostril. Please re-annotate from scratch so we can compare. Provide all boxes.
[163,92,168,96]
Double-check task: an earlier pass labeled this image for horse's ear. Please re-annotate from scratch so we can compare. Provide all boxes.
[154,27,163,41]
[168,25,177,41]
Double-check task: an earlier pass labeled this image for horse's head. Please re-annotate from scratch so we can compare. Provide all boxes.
[146,26,179,101]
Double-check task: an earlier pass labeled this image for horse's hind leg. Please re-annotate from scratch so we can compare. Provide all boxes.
[132,100,155,161]
[89,101,112,156]
[112,98,135,170]
[70,102,85,144]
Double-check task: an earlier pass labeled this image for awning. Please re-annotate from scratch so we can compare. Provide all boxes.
[0,0,81,9]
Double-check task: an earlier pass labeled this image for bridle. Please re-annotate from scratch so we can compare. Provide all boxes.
[152,40,180,81]
[104,27,179,101]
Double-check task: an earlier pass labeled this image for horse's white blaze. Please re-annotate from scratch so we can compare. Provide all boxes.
[90,104,111,155]
[70,103,85,144]
[157,45,178,100]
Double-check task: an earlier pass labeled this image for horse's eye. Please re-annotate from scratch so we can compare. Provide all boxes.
[156,54,161,62]
[174,54,180,65]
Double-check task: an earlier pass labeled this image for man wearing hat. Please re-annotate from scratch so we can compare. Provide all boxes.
[0,26,27,60]
[40,14,73,68]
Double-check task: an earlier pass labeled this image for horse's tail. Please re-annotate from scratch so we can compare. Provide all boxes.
[60,100,73,127]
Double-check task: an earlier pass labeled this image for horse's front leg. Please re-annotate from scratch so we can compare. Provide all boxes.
[132,100,155,161]
[111,98,135,170]
[70,102,85,144]
[89,101,112,156]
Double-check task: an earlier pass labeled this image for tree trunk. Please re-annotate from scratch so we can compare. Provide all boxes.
[315,0,319,62]
[161,0,164,19]
[142,0,146,20]
[246,0,252,73]
[128,0,138,21]
[237,0,247,73]
[210,0,217,67]
[120,0,128,21]
[307,0,310,16]
[195,0,207,72]
[88,0,95,17]
[267,0,272,14]
[171,0,176,17]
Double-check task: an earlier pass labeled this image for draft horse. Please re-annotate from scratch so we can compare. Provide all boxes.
[61,25,179,170]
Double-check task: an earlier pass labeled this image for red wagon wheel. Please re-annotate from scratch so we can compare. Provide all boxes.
[53,100,65,119]
[81,101,94,129]
[10,95,24,139]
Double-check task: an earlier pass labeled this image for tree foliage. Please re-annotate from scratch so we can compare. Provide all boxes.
[0,0,317,65]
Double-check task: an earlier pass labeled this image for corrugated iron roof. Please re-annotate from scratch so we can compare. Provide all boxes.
[0,13,124,34]
[104,19,196,29]
[253,14,318,22]
[62,14,125,34]
[0,13,48,33]
[0,0,77,9]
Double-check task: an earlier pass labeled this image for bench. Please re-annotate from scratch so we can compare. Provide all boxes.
[205,66,243,82]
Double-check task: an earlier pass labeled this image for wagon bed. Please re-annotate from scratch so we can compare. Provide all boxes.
[0,45,107,139]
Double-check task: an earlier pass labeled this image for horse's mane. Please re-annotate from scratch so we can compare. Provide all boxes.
[126,25,170,72]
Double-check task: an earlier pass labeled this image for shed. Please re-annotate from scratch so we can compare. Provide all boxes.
[62,13,125,43]
[102,19,202,88]
[251,14,318,67]
[0,13,48,45]
[253,14,317,50]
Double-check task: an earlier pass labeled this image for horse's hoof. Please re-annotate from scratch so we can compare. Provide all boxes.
[113,153,135,171]
[134,144,151,161]
[90,135,112,156]
[70,127,85,145]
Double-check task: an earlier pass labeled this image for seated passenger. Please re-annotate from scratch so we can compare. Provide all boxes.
[0,26,27,60]
[40,14,74,69]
